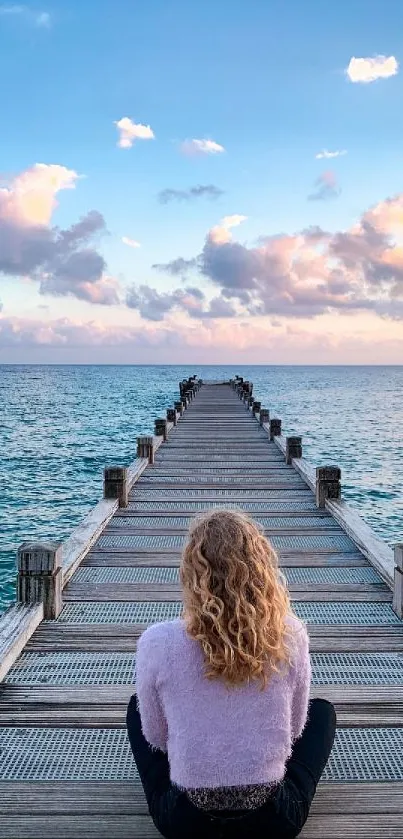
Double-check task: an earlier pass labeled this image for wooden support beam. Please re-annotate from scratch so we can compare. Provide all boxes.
[136,436,155,464]
[270,418,282,439]
[174,400,184,417]
[104,466,128,508]
[286,436,302,465]
[166,408,177,427]
[154,418,168,441]
[252,400,261,417]
[316,466,341,509]
[393,544,403,618]
[17,542,62,620]
[259,408,270,426]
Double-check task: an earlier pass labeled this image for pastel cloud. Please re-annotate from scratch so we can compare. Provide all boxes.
[151,192,403,321]
[308,171,340,201]
[1,313,402,366]
[122,236,141,248]
[180,138,225,156]
[0,163,119,305]
[0,163,78,226]
[315,149,347,160]
[346,55,398,83]
[115,117,155,149]
[0,5,51,26]
[209,214,248,245]
[126,284,237,321]
[158,184,224,203]
[152,256,199,277]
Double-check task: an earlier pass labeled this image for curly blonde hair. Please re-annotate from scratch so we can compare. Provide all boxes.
[180,508,292,688]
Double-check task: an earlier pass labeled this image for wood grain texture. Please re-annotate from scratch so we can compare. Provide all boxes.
[0,781,402,815]
[62,500,118,586]
[0,604,44,682]
[62,583,391,602]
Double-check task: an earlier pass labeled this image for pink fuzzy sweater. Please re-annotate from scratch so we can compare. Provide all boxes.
[135,615,311,789]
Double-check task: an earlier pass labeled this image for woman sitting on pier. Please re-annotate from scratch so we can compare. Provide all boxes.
[127,509,336,838]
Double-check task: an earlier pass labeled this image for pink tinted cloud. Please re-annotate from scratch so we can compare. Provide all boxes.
[150,192,403,322]
[0,163,120,305]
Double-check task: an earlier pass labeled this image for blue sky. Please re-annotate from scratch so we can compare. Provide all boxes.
[0,0,403,362]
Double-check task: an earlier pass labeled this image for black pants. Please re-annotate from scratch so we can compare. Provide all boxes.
[126,696,336,839]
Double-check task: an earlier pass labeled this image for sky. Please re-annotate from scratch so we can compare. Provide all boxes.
[1,0,403,364]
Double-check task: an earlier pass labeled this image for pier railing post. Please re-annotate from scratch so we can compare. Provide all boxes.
[17,541,62,620]
[393,544,403,618]
[252,400,261,417]
[316,466,341,508]
[270,418,282,439]
[137,435,156,464]
[175,400,184,417]
[286,436,302,465]
[259,408,270,426]
[155,418,168,441]
[104,466,129,507]
[167,408,177,427]
[247,395,254,410]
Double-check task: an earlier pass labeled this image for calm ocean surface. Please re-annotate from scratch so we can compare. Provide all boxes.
[0,365,402,613]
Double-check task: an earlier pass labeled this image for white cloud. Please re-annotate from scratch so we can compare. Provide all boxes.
[0,163,79,226]
[115,117,155,149]
[0,5,51,26]
[346,55,398,83]
[180,138,225,156]
[316,149,347,160]
[221,214,247,229]
[122,236,141,248]
[209,214,247,244]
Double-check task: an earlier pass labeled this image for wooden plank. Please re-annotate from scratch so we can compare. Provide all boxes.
[126,458,148,490]
[104,525,342,536]
[1,813,402,839]
[0,605,44,682]
[1,683,402,708]
[0,781,402,816]
[62,584,392,602]
[114,509,332,518]
[82,551,370,567]
[24,622,403,652]
[62,500,118,586]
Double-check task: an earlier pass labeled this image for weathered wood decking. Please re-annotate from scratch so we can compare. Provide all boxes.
[0,381,403,838]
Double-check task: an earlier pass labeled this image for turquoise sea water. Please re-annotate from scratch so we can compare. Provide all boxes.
[1,365,402,614]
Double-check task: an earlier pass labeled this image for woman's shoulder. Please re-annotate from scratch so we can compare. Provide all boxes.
[138,618,186,650]
[285,612,309,653]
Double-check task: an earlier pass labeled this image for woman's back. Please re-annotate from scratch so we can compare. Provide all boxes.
[136,612,310,790]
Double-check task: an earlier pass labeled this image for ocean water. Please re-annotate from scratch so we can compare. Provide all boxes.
[1,365,402,614]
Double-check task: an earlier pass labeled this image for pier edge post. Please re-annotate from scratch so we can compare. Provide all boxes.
[137,435,156,464]
[167,408,177,426]
[259,408,270,426]
[270,418,282,440]
[393,544,403,618]
[155,418,168,441]
[252,400,261,417]
[286,436,302,465]
[104,466,129,507]
[175,400,185,417]
[17,541,63,620]
[316,466,341,508]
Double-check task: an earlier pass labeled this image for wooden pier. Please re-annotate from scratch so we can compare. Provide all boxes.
[0,377,403,837]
